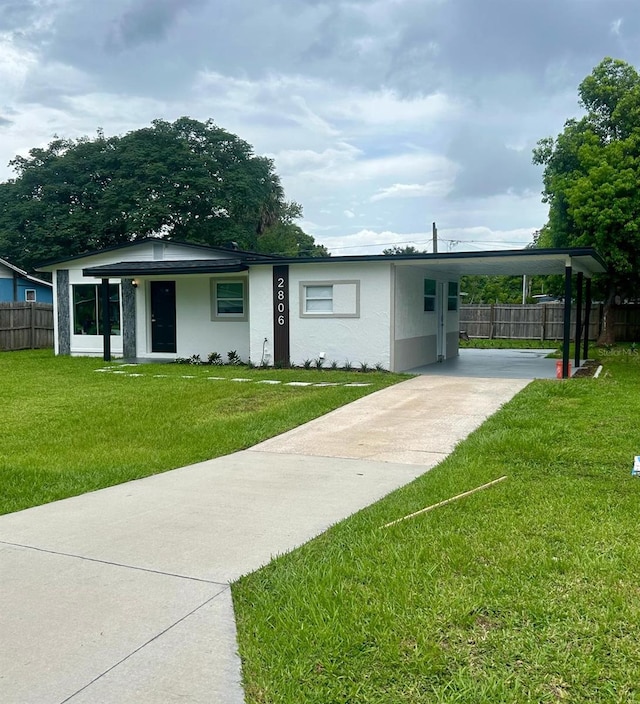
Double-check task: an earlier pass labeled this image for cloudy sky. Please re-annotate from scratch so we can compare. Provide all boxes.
[1,0,639,255]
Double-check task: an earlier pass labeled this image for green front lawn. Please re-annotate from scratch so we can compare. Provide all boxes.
[0,350,406,515]
[233,352,640,703]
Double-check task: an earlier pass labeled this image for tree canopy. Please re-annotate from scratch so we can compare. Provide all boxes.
[381,245,427,255]
[533,58,640,341]
[0,117,327,270]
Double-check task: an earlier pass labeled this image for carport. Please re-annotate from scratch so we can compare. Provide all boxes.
[390,247,606,378]
[408,348,559,379]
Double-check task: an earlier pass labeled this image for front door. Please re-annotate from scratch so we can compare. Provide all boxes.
[150,281,176,353]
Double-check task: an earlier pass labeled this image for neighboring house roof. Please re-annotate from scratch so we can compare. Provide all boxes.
[0,257,53,288]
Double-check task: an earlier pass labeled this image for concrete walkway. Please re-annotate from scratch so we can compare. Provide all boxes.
[0,375,530,703]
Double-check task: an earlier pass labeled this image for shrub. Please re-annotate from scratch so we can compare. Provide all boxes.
[227,350,242,365]
[302,359,313,370]
[314,358,324,370]
[208,351,223,365]
[359,361,370,373]
[343,360,353,371]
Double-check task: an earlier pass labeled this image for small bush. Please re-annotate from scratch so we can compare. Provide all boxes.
[330,360,339,370]
[227,350,242,365]
[302,359,313,370]
[374,362,387,372]
[343,360,353,371]
[359,361,370,373]
[208,351,223,365]
[314,358,324,370]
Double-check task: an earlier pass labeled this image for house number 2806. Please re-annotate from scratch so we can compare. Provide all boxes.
[276,277,287,326]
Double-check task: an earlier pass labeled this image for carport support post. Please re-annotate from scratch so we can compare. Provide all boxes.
[562,264,572,378]
[583,277,592,360]
[101,278,111,362]
[574,271,583,371]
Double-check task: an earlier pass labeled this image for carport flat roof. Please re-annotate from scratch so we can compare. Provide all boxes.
[247,247,607,277]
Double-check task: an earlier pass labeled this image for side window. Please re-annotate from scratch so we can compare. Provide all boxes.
[211,279,247,320]
[299,281,359,318]
[304,285,333,313]
[448,281,458,311]
[25,289,36,302]
[424,279,436,312]
[73,284,121,335]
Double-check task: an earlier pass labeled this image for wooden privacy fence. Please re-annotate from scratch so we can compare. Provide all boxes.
[460,303,640,342]
[0,302,54,351]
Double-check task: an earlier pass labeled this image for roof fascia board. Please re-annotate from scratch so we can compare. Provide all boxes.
[37,238,274,270]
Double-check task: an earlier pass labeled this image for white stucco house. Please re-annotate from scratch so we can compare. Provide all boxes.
[38,239,605,373]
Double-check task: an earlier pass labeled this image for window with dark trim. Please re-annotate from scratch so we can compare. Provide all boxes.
[25,289,36,302]
[448,281,459,311]
[424,279,436,312]
[72,284,121,335]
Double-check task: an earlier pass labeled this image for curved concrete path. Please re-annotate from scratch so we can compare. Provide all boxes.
[0,375,529,703]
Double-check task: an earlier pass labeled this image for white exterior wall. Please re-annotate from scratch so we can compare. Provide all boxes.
[249,262,393,369]
[392,266,460,370]
[134,275,250,361]
[248,267,275,365]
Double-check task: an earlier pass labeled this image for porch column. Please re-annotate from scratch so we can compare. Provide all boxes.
[562,264,572,378]
[121,278,137,360]
[574,272,583,371]
[583,278,592,360]
[101,278,111,362]
[56,270,71,355]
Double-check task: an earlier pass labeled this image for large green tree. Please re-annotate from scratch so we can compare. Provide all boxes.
[0,117,326,270]
[533,58,640,343]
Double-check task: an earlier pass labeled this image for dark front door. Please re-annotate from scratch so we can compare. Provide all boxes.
[150,281,176,353]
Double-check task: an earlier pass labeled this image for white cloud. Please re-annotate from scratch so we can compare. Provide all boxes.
[370,181,453,202]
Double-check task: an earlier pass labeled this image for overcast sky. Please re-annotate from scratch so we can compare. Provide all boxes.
[1,0,639,255]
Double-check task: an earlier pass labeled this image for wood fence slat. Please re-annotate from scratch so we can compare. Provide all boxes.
[460,304,638,342]
[0,302,54,351]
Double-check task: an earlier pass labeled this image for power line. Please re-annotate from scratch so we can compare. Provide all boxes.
[329,237,531,252]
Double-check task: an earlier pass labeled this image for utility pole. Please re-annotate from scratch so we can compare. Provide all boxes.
[432,222,438,254]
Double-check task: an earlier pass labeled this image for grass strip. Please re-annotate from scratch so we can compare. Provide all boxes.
[233,352,640,703]
[0,350,406,515]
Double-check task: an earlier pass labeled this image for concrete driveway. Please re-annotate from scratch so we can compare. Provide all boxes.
[0,375,530,703]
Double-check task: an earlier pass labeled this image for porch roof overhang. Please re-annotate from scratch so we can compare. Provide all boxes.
[82,259,249,277]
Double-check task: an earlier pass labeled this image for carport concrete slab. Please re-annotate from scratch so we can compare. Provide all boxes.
[408,348,558,378]
[253,375,530,462]
[0,544,233,704]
